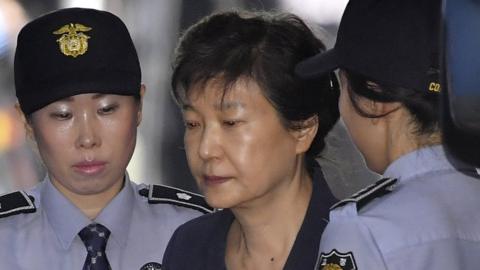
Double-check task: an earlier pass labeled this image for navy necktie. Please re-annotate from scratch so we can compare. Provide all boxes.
[78,223,112,270]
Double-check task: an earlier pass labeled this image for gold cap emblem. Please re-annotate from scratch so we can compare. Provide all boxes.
[53,23,92,58]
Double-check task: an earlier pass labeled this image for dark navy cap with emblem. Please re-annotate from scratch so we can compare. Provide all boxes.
[14,7,141,115]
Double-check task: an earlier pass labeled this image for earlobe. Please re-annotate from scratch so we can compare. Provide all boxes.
[294,115,319,154]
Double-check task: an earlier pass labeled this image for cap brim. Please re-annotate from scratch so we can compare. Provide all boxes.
[295,49,340,80]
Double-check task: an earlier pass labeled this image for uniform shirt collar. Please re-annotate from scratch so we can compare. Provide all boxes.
[383,145,466,181]
[41,173,134,250]
[94,173,134,248]
[41,175,91,250]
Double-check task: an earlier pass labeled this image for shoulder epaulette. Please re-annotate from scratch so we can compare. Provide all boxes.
[139,184,213,214]
[0,191,36,218]
[330,178,397,212]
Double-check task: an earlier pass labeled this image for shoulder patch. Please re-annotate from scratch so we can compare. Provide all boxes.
[330,178,397,212]
[318,249,357,270]
[139,184,213,214]
[0,191,36,218]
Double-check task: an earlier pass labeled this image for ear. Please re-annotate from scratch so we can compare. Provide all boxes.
[15,102,35,141]
[291,115,319,154]
[136,84,146,126]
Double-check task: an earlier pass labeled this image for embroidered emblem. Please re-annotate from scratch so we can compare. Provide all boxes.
[140,262,162,270]
[53,23,92,57]
[319,249,357,270]
[176,192,192,200]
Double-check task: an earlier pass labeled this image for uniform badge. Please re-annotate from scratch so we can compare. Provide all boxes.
[318,249,357,270]
[53,23,92,57]
[176,192,192,200]
[140,262,162,270]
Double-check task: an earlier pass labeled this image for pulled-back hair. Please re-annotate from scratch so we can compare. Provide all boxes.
[171,11,339,164]
[343,69,439,136]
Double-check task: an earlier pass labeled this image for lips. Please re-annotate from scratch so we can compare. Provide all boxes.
[72,161,107,176]
[203,175,230,185]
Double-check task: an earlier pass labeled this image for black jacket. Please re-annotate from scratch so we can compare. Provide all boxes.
[162,166,337,270]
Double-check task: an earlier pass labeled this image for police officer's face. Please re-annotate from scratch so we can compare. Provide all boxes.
[27,92,142,199]
[183,78,310,209]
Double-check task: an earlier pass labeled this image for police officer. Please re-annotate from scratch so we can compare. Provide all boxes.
[0,8,211,270]
[296,0,480,269]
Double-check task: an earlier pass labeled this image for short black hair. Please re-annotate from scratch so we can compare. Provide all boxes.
[343,69,439,136]
[171,11,339,164]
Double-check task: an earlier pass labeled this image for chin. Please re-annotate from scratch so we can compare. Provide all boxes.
[204,197,232,209]
[72,179,117,195]
[204,192,239,209]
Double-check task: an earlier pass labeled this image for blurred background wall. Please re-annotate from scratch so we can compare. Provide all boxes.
[0,0,377,199]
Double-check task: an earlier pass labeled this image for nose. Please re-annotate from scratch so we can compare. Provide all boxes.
[197,125,222,161]
[75,112,101,149]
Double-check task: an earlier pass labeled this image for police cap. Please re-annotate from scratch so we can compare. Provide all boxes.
[295,0,441,93]
[14,7,141,115]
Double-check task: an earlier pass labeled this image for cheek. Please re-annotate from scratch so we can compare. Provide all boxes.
[184,132,199,168]
[105,114,138,156]
[32,123,73,162]
[226,126,296,178]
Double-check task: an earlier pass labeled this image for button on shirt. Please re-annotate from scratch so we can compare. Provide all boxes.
[0,174,204,269]
[318,145,480,269]
[162,166,338,270]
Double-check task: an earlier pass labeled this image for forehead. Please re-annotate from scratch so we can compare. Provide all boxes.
[183,77,264,109]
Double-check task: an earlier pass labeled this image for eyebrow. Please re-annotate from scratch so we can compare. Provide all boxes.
[182,101,246,111]
[91,93,106,99]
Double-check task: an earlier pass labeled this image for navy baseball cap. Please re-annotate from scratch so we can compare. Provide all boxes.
[15,8,141,115]
[296,0,442,93]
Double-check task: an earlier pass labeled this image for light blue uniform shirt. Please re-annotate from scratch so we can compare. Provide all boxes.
[317,145,480,269]
[0,174,208,270]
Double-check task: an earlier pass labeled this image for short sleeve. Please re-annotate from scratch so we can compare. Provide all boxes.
[383,239,480,270]
[316,205,387,269]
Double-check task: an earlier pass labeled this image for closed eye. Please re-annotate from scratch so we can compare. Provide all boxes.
[222,120,242,127]
[98,104,119,115]
[184,121,200,130]
[50,111,72,120]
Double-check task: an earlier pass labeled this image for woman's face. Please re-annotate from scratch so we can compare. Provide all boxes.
[27,92,142,197]
[183,78,306,209]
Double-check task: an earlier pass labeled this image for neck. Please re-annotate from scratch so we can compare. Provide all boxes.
[51,177,124,220]
[384,109,441,172]
[226,161,313,269]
